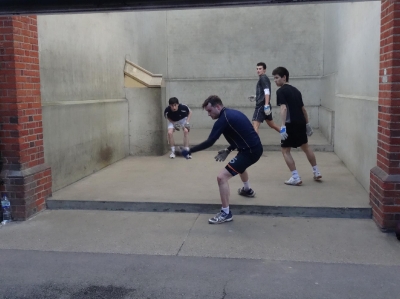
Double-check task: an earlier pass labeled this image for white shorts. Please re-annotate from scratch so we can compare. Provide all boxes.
[168,117,188,130]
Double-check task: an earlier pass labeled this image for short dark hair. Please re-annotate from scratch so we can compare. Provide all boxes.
[257,62,267,70]
[168,97,179,105]
[202,95,223,109]
[272,67,290,82]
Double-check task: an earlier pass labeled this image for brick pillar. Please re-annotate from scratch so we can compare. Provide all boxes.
[370,0,400,231]
[0,16,52,220]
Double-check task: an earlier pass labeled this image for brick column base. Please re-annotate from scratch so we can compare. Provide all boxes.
[370,167,400,231]
[1,165,51,220]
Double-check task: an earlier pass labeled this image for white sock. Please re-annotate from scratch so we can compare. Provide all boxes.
[312,165,319,173]
[221,206,229,214]
[171,146,175,153]
[185,147,189,151]
[292,170,299,179]
[243,181,250,191]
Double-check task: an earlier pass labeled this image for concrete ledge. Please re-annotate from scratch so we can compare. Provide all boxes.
[47,200,372,219]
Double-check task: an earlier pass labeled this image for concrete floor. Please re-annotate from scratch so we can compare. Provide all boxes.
[48,127,370,219]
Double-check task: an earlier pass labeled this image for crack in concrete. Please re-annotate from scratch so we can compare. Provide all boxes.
[176,213,199,256]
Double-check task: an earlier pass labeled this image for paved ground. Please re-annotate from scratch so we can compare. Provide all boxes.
[1,210,399,299]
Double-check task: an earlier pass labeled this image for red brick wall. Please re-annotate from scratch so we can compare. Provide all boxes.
[370,0,400,230]
[0,16,52,220]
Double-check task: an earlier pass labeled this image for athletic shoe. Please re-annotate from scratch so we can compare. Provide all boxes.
[208,210,233,224]
[187,155,192,159]
[313,171,322,181]
[238,187,256,197]
[284,176,302,186]
[170,152,176,159]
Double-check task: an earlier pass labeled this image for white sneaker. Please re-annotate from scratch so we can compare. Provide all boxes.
[187,155,192,159]
[170,152,176,159]
[284,176,302,186]
[313,171,322,181]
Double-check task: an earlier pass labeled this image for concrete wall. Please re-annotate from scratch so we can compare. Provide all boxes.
[126,87,168,156]
[38,12,137,191]
[322,1,380,190]
[42,100,129,191]
[164,5,324,129]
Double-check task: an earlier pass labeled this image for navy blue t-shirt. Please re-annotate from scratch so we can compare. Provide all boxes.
[190,107,261,153]
[164,104,190,121]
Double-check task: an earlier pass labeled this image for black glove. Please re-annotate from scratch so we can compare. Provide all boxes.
[214,149,230,162]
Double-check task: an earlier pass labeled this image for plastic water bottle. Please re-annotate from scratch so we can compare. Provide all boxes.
[1,193,12,224]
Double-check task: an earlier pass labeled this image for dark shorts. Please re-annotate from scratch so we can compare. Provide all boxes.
[281,122,308,148]
[225,145,263,176]
[252,105,273,123]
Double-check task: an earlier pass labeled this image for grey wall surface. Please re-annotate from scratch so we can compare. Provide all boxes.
[38,12,137,102]
[126,87,168,156]
[322,1,380,191]
[164,5,324,129]
[42,100,129,191]
[39,12,136,191]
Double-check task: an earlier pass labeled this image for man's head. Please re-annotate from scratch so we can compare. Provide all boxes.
[169,97,179,112]
[257,62,267,76]
[272,67,289,87]
[202,95,224,120]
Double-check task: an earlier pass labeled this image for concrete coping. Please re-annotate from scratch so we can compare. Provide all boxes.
[124,60,163,87]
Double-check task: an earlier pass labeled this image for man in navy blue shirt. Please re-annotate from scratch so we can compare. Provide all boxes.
[181,95,263,224]
[164,97,192,159]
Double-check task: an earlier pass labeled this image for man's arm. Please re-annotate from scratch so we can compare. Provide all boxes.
[302,106,309,123]
[280,104,287,127]
[186,109,192,123]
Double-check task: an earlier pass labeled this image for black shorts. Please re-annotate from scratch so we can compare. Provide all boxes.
[252,105,273,123]
[280,122,308,148]
[225,145,263,176]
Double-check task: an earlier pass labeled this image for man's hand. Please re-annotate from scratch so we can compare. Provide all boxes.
[280,126,288,140]
[181,148,191,159]
[214,149,230,162]
[184,123,191,132]
[173,123,180,131]
[306,123,313,136]
[264,104,272,116]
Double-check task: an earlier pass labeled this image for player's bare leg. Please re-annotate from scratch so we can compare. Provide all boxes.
[217,169,232,208]
[282,147,302,186]
[182,128,191,158]
[209,169,234,224]
[266,119,280,133]
[167,128,176,158]
[252,121,261,134]
[300,143,322,180]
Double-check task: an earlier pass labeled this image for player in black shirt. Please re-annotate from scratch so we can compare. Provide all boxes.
[180,95,263,224]
[164,97,192,159]
[273,67,322,186]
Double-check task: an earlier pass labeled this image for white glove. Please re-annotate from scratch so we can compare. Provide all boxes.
[264,105,272,116]
[184,123,191,132]
[306,123,313,136]
[214,149,230,162]
[173,123,180,131]
[280,126,288,140]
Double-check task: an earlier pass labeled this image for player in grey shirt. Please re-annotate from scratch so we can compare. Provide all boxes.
[251,62,280,134]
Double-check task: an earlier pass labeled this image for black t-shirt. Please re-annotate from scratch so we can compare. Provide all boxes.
[255,74,271,108]
[164,104,190,121]
[276,84,306,124]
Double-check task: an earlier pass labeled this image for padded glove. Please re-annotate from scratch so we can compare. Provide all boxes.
[173,123,180,131]
[280,126,288,140]
[184,123,191,132]
[306,123,313,137]
[214,149,230,162]
[264,105,272,116]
